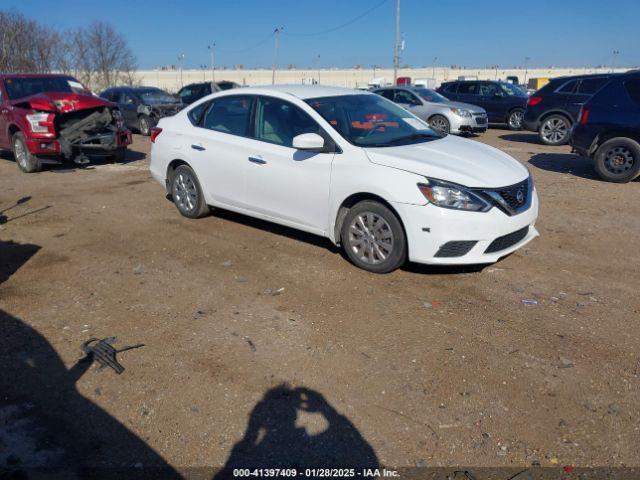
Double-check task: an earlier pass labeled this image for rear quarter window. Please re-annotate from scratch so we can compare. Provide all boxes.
[188,101,209,126]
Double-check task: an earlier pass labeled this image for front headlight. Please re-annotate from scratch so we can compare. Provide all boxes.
[418,179,491,212]
[450,107,471,118]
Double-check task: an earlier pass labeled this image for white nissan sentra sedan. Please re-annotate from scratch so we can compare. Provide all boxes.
[149,85,539,273]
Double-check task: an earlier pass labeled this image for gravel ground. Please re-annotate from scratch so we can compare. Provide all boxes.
[0,129,638,474]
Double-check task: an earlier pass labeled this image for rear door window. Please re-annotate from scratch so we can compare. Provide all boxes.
[394,90,421,105]
[202,95,252,136]
[443,83,458,93]
[377,89,395,101]
[576,78,609,95]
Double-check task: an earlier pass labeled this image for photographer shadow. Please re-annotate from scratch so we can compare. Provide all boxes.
[215,385,379,479]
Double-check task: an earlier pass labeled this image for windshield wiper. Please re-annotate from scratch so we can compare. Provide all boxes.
[386,132,438,146]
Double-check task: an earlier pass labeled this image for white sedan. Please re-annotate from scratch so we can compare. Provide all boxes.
[150,85,539,273]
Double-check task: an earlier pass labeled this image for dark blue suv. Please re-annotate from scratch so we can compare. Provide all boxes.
[523,74,616,146]
[436,80,528,129]
[571,71,640,183]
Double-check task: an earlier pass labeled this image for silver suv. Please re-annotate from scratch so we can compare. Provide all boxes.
[373,86,488,135]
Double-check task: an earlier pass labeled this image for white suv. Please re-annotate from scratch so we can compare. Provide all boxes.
[150,85,539,273]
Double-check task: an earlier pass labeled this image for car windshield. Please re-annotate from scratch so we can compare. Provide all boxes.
[306,94,440,147]
[414,88,449,103]
[137,88,178,104]
[3,76,89,100]
[500,83,526,97]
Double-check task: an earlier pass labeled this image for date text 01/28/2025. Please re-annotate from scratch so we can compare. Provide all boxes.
[232,468,400,478]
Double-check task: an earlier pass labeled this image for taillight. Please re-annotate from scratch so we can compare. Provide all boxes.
[150,127,163,143]
[25,112,55,134]
[527,96,542,106]
[578,106,590,125]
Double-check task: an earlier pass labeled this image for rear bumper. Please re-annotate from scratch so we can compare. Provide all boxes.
[393,190,539,265]
[522,119,539,132]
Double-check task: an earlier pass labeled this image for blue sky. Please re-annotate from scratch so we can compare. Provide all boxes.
[4,0,639,69]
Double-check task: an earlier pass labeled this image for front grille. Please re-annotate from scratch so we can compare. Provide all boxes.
[482,177,531,215]
[434,240,477,258]
[485,226,529,254]
[474,115,487,124]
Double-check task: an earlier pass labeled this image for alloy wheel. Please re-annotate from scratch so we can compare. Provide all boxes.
[540,118,568,144]
[509,110,524,129]
[604,146,635,175]
[173,172,198,213]
[14,139,28,170]
[347,211,394,265]
[430,117,449,134]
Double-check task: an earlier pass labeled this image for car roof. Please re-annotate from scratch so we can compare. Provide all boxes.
[239,84,369,100]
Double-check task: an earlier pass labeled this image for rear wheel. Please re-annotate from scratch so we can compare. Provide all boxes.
[538,114,571,146]
[12,132,42,173]
[340,200,407,274]
[429,115,450,135]
[593,137,640,183]
[507,109,524,130]
[170,165,210,218]
[138,115,153,136]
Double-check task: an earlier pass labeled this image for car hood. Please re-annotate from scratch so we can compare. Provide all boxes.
[12,92,113,113]
[442,100,486,114]
[363,134,529,188]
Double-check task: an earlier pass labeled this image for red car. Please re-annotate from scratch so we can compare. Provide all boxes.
[0,74,132,173]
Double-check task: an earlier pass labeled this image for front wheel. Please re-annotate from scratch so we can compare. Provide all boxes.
[12,132,42,173]
[429,115,450,135]
[170,165,210,218]
[340,200,407,273]
[507,109,524,130]
[538,114,571,146]
[593,137,640,183]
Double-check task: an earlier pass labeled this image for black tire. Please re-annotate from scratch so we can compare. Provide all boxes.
[110,147,127,163]
[507,108,525,130]
[340,200,407,274]
[538,114,571,146]
[429,115,450,135]
[12,132,42,173]
[138,115,154,136]
[593,137,640,183]
[170,165,209,218]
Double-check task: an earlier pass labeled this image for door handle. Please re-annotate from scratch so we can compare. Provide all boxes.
[248,156,267,165]
[191,144,206,151]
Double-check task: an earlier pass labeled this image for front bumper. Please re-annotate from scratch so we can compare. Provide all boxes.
[450,113,488,134]
[25,129,132,158]
[393,190,539,265]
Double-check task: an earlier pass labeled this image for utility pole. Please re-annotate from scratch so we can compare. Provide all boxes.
[315,54,321,84]
[612,50,620,72]
[208,43,216,82]
[432,56,438,79]
[393,0,400,84]
[177,53,185,88]
[523,56,530,86]
[272,27,284,85]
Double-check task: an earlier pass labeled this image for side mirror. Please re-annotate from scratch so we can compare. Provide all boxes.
[292,133,325,151]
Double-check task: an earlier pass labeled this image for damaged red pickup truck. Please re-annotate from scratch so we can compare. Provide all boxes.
[0,74,132,173]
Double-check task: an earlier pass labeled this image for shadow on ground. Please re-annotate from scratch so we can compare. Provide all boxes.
[499,132,540,144]
[214,385,379,479]
[0,149,146,174]
[0,239,40,285]
[528,152,600,180]
[0,308,181,480]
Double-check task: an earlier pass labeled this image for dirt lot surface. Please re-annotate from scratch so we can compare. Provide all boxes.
[1,129,639,474]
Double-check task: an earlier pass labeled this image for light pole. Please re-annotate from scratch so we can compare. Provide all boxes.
[272,26,284,85]
[524,56,530,86]
[177,53,185,88]
[315,54,321,84]
[208,43,216,82]
[393,0,401,84]
[432,56,438,78]
[612,50,620,72]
